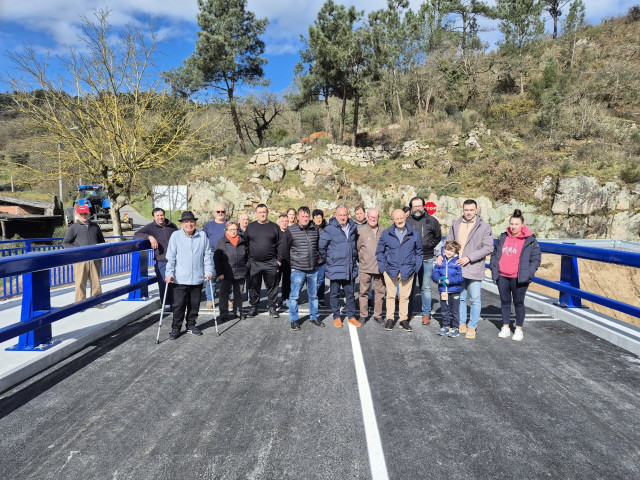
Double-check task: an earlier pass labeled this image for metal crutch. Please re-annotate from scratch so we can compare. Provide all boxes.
[207,278,219,337]
[155,282,170,344]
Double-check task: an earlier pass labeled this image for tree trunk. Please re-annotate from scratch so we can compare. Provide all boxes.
[229,100,247,154]
[396,90,404,123]
[110,202,123,237]
[351,90,360,147]
[416,81,422,117]
[339,80,348,143]
[323,90,332,136]
[425,86,433,114]
[553,16,558,40]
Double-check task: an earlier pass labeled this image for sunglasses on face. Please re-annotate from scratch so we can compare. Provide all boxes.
[216,210,226,213]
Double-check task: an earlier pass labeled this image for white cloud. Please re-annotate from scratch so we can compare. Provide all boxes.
[1,0,636,57]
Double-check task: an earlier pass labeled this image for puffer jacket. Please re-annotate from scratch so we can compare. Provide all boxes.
[490,227,541,283]
[406,212,442,258]
[318,218,358,280]
[375,223,423,281]
[214,234,248,281]
[278,223,320,271]
[431,251,464,293]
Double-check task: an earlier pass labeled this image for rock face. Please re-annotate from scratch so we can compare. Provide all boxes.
[188,145,640,240]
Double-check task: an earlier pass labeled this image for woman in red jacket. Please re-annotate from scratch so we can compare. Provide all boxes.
[490,209,541,341]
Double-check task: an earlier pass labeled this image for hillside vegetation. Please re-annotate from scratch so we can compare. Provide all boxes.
[0,5,639,211]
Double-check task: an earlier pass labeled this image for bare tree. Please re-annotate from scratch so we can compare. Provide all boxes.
[5,10,209,235]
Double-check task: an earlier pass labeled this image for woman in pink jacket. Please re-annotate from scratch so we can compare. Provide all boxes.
[489,209,541,341]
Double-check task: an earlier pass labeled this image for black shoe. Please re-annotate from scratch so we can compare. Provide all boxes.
[169,328,180,340]
[399,320,412,332]
[374,317,384,325]
[219,314,229,322]
[269,307,280,318]
[187,326,203,336]
[318,300,326,308]
[310,319,325,327]
[247,307,258,317]
[291,320,301,331]
[384,320,394,331]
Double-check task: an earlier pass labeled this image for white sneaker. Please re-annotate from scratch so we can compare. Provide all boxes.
[498,326,512,338]
[512,329,524,341]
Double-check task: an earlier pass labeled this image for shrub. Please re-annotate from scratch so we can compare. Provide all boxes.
[627,6,640,23]
[487,99,537,119]
[620,163,640,184]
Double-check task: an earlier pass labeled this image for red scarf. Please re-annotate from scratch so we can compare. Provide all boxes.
[226,233,239,246]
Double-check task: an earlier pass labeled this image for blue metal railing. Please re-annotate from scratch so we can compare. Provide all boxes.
[1,237,154,299]
[0,240,157,351]
[488,241,640,319]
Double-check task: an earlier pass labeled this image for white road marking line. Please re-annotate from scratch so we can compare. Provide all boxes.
[348,323,389,480]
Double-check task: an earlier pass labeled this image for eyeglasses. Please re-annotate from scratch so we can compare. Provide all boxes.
[216,210,226,213]
[227,228,238,231]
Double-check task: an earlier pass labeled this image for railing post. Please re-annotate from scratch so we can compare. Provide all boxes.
[5,269,62,351]
[558,254,583,308]
[24,240,32,253]
[125,250,150,301]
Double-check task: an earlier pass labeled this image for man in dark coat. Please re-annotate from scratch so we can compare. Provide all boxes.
[63,205,106,305]
[278,206,323,330]
[319,205,360,328]
[134,207,178,310]
[376,209,423,332]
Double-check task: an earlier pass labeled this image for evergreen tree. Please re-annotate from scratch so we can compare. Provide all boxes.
[497,0,545,95]
[562,0,586,67]
[165,0,268,154]
[544,0,570,39]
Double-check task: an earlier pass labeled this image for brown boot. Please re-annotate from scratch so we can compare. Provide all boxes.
[333,318,343,328]
[466,327,476,339]
[205,301,213,310]
[459,323,467,334]
[422,315,431,325]
[348,317,362,327]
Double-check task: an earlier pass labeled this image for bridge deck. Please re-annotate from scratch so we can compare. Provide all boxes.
[1,287,639,479]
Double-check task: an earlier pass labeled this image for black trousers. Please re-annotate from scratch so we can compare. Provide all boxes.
[278,261,291,302]
[220,279,243,317]
[497,276,529,327]
[439,292,460,329]
[172,283,202,330]
[248,259,279,309]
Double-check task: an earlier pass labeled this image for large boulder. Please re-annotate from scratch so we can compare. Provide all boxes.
[266,162,285,182]
[552,175,615,214]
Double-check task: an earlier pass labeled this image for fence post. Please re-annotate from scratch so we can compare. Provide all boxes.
[125,250,150,301]
[5,269,62,351]
[558,254,583,308]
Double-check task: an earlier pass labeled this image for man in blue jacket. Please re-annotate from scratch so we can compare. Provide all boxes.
[165,211,214,340]
[319,205,360,328]
[375,209,423,332]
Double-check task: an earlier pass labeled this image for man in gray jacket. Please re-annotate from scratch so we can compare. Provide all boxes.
[436,199,493,339]
[165,211,214,340]
[356,208,384,324]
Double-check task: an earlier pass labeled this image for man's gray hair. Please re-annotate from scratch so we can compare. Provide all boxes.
[336,204,348,212]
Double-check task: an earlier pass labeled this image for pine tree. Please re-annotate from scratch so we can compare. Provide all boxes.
[165,0,268,154]
[562,0,586,67]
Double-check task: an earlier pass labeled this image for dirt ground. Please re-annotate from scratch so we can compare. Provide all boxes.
[528,255,640,328]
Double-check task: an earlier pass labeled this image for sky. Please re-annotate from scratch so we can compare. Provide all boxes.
[0,0,636,95]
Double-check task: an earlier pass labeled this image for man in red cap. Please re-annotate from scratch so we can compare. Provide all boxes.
[62,204,106,304]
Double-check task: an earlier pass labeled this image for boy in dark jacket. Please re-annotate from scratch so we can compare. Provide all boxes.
[432,241,464,337]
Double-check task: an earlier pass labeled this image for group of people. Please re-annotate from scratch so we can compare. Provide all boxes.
[128,197,541,342]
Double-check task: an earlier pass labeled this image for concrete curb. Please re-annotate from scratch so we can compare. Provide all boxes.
[0,298,159,394]
[482,278,640,357]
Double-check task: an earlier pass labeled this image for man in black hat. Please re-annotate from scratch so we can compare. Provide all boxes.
[165,211,214,339]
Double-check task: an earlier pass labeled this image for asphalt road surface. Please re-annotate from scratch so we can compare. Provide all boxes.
[1,288,639,479]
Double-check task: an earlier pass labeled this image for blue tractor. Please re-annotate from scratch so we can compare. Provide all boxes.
[65,185,131,229]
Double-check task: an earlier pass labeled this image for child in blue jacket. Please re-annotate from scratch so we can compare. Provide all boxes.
[432,241,464,337]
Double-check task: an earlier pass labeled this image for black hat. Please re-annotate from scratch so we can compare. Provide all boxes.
[179,211,198,222]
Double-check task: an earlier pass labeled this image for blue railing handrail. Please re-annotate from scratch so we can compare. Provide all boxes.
[0,240,149,278]
[538,241,640,268]
[0,236,133,246]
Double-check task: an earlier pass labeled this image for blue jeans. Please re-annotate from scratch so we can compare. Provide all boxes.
[204,252,217,301]
[316,263,326,302]
[155,261,174,306]
[459,279,482,328]
[289,268,319,322]
[410,258,434,316]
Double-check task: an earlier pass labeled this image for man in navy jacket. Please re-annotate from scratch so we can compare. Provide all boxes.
[319,205,360,328]
[375,209,423,332]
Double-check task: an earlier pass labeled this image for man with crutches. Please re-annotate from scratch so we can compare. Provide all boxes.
[165,211,214,340]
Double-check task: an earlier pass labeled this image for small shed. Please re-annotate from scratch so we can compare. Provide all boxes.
[0,195,63,239]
